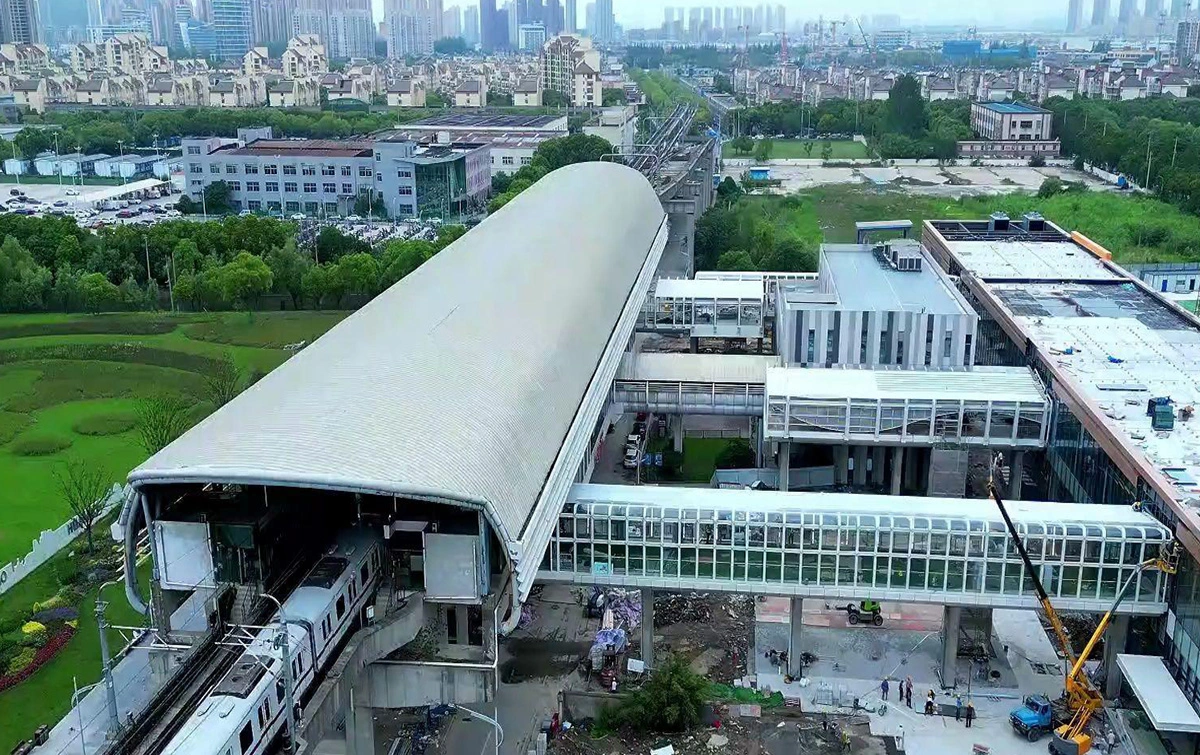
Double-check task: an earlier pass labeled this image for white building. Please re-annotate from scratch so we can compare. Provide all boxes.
[541,34,601,107]
[385,0,440,57]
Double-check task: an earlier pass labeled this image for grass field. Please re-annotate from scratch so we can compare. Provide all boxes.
[682,438,736,483]
[0,310,349,564]
[769,139,870,160]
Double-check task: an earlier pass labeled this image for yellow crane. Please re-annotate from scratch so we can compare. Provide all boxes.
[986,454,1179,755]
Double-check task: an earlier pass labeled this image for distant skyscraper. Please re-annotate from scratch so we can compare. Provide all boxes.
[385,0,439,56]
[564,0,575,32]
[1092,0,1110,26]
[252,0,293,47]
[776,4,785,32]
[212,0,250,57]
[1067,0,1083,30]
[443,4,461,37]
[463,2,478,43]
[1,0,42,42]
[592,0,611,40]
[1117,0,1136,24]
[329,8,373,58]
[544,0,562,35]
[1144,0,1163,22]
[479,0,500,48]
[583,0,592,35]
[1170,0,1187,18]
[1177,18,1200,61]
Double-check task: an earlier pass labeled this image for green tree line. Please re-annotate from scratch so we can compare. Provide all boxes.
[488,133,613,212]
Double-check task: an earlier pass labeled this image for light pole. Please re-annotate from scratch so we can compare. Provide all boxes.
[94,581,122,737]
[452,705,503,755]
[11,139,20,187]
[72,679,102,755]
[260,592,297,754]
[117,140,127,186]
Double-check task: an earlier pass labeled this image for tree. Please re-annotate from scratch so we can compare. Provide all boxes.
[1029,155,1047,167]
[433,36,470,55]
[716,250,756,270]
[542,89,568,108]
[1038,176,1065,198]
[79,272,119,313]
[716,176,742,205]
[315,225,370,264]
[13,127,50,161]
[54,457,110,552]
[752,138,774,163]
[803,140,814,158]
[135,394,192,455]
[425,91,449,108]
[490,92,514,106]
[203,181,234,215]
[715,439,757,469]
[821,140,833,161]
[204,355,243,408]
[730,135,753,155]
[491,172,513,194]
[602,88,625,106]
[886,75,928,138]
[337,252,380,300]
[216,252,272,310]
[264,240,310,308]
[601,654,708,732]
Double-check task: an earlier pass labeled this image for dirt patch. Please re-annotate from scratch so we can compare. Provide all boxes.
[500,638,592,683]
[641,594,755,684]
[939,171,974,186]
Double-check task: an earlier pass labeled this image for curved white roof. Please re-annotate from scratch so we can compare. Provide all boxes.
[130,162,667,556]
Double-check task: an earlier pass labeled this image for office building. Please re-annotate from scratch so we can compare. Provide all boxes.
[591,0,612,41]
[1117,0,1137,24]
[250,0,293,46]
[519,21,544,50]
[1,0,42,43]
[479,0,500,49]
[1172,0,1187,17]
[463,2,478,44]
[384,112,568,178]
[1067,0,1083,32]
[442,4,460,38]
[584,2,593,36]
[212,0,250,58]
[1179,20,1200,64]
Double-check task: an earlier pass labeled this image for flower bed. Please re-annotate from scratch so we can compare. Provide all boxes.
[0,626,76,694]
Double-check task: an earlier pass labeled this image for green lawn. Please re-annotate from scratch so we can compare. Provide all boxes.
[682,438,736,483]
[769,139,870,160]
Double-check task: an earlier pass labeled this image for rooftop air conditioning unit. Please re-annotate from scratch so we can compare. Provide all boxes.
[886,240,923,272]
[989,211,1010,232]
[1023,211,1045,232]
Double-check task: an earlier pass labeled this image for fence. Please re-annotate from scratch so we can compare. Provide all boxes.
[0,484,127,595]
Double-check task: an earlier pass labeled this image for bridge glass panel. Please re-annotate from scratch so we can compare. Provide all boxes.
[545,499,1171,608]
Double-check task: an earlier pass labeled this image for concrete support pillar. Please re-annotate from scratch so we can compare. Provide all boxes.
[890,447,904,496]
[903,445,917,491]
[834,445,849,486]
[753,418,764,468]
[871,447,885,487]
[672,416,684,453]
[1009,450,1025,500]
[788,597,804,677]
[779,441,791,492]
[852,446,867,487]
[1103,614,1131,699]
[689,337,699,354]
[641,588,655,669]
[941,605,962,688]
[926,447,937,496]
[346,704,375,755]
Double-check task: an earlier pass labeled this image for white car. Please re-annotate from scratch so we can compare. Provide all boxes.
[622,447,641,469]
[65,188,80,196]
[346,214,363,222]
[290,213,306,220]
[165,209,181,218]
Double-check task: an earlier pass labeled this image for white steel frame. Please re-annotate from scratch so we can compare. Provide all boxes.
[641,293,764,338]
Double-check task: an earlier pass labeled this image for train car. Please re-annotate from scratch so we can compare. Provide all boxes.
[162,527,384,755]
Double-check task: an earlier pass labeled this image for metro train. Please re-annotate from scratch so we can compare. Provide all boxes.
[161,527,385,755]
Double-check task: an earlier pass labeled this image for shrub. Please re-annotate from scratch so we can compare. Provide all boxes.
[32,606,78,624]
[715,439,757,469]
[72,411,138,436]
[1029,155,1047,167]
[1038,177,1065,199]
[32,595,67,613]
[6,647,35,675]
[20,621,46,636]
[600,654,708,732]
[0,616,24,635]
[10,434,72,456]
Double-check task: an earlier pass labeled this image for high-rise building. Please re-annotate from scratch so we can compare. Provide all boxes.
[686,6,700,39]
[40,0,88,44]
[1178,19,1200,62]
[776,4,786,32]
[479,0,498,48]
[564,0,574,32]
[463,2,478,43]
[1067,0,1083,30]
[212,0,250,57]
[385,0,439,56]
[722,7,734,36]
[1117,0,1136,24]
[172,0,191,46]
[1170,0,1187,18]
[1,0,42,42]
[592,0,611,41]
[1092,0,1110,26]
[443,4,461,37]
[252,0,294,47]
[328,9,373,58]
[544,0,562,35]
[1145,0,1163,22]
[583,1,592,36]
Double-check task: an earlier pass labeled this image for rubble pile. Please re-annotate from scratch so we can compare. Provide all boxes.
[654,593,714,627]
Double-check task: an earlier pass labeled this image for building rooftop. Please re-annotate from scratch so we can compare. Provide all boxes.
[766,365,1047,404]
[219,138,375,158]
[976,101,1050,114]
[403,112,568,131]
[944,239,1122,282]
[617,352,777,384]
[804,242,972,316]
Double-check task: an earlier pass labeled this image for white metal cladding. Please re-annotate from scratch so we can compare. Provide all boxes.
[128,162,668,590]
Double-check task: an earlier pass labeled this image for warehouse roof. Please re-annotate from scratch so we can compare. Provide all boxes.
[129,162,667,600]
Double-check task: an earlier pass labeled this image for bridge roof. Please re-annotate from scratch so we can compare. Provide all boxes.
[129,162,667,557]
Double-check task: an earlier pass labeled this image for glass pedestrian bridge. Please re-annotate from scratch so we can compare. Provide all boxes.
[638,278,766,338]
[537,484,1172,615]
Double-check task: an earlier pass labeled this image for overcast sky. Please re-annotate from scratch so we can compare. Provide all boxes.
[373,1,1065,34]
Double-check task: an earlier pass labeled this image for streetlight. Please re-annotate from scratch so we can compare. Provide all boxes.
[451,705,503,755]
[117,140,127,186]
[71,679,102,755]
[260,592,297,754]
[11,138,20,187]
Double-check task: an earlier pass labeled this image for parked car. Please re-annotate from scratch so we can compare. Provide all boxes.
[52,200,68,208]
[65,188,79,196]
[622,447,640,469]
[9,188,22,196]
[116,209,134,218]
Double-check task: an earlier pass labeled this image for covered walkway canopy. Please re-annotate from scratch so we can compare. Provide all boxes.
[127,162,669,604]
[1117,654,1200,733]
[539,484,1172,614]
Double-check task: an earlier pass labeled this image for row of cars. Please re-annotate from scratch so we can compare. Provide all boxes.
[622,413,652,469]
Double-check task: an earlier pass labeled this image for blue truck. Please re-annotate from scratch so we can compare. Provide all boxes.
[1010,694,1064,742]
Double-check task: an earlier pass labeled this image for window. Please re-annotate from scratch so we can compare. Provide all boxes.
[304,201,318,213]
[284,182,297,193]
[247,200,261,210]
[246,181,260,192]
[187,145,201,155]
[302,166,315,176]
[397,169,412,178]
[230,181,241,191]
[341,183,352,194]
[520,157,532,165]
[324,202,338,214]
[341,166,351,176]
[360,563,369,583]
[244,164,258,174]
[285,201,299,211]
[239,722,254,752]
[276,680,285,705]
[225,164,237,174]
[336,595,346,619]
[265,181,279,192]
[189,163,201,173]
[322,165,335,176]
[209,164,221,174]
[283,165,296,175]
[358,166,372,177]
[303,182,317,193]
[322,182,336,193]
[399,186,413,196]
[264,164,278,174]
[502,156,514,165]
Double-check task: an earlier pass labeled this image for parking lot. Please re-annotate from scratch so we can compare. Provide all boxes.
[0,177,180,228]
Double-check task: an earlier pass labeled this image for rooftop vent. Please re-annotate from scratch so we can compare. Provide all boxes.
[989,211,1010,232]
[1023,211,1045,233]
[876,240,923,272]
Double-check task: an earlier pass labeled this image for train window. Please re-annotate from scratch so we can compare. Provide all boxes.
[276,680,284,704]
[239,722,254,752]
[361,563,369,583]
[336,596,346,619]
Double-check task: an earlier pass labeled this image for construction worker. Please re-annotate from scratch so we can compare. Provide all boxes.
[965,700,976,728]
[841,728,850,752]
[880,677,890,701]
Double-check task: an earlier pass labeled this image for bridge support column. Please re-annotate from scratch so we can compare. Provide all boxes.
[753,418,764,467]
[788,597,804,677]
[778,442,791,492]
[871,447,885,487]
[941,606,961,688]
[834,445,849,486]
[689,337,699,354]
[1104,614,1130,699]
[672,416,684,453]
[1009,450,1025,500]
[905,446,919,493]
[345,703,375,755]
[852,446,867,487]
[890,447,903,495]
[641,588,655,669]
